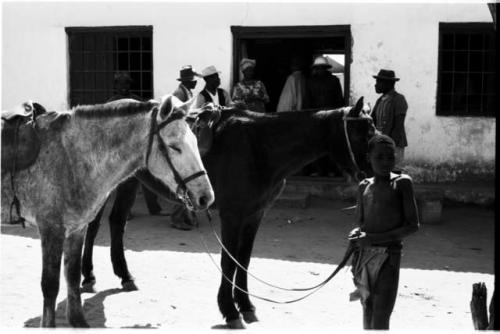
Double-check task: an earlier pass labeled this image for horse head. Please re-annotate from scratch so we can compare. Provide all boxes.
[147,94,214,210]
[330,97,376,182]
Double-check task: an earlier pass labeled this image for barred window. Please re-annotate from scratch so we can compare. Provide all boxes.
[66,26,153,107]
[437,23,495,117]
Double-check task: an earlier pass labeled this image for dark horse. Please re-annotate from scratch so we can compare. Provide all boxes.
[81,97,375,328]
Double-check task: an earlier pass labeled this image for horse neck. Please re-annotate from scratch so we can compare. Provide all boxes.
[64,111,152,191]
[261,111,343,180]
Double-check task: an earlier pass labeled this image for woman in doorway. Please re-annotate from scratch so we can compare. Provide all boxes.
[232,58,270,113]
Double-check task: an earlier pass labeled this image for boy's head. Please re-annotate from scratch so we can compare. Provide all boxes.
[367,134,396,176]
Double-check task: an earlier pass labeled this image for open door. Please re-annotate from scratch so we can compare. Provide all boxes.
[231,25,351,112]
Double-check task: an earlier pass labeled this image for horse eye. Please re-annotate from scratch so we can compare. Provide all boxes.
[168,145,181,153]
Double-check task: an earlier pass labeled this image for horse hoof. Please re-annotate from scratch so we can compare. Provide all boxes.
[68,316,90,328]
[122,280,138,291]
[226,317,246,329]
[241,311,258,324]
[81,282,96,293]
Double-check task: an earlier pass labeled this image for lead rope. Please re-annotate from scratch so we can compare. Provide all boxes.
[199,209,355,303]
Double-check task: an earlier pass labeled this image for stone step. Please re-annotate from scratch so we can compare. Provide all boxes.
[274,192,311,209]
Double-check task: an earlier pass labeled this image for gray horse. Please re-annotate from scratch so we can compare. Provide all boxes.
[1,95,214,327]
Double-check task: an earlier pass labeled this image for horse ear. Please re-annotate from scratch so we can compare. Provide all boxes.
[159,95,174,118]
[348,96,364,118]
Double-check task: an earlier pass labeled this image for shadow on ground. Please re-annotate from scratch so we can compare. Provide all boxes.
[2,198,494,274]
[24,288,125,328]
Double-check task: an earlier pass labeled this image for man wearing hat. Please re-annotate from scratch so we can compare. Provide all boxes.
[371,69,408,170]
[304,55,344,110]
[108,71,143,102]
[303,55,344,177]
[170,65,200,230]
[172,65,199,102]
[194,65,232,108]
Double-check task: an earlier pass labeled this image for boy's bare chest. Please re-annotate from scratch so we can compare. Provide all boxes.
[362,182,404,230]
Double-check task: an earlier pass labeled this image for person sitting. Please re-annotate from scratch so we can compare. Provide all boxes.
[107,71,164,218]
[232,58,269,113]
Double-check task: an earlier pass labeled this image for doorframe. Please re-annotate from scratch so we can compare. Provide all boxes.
[231,25,352,105]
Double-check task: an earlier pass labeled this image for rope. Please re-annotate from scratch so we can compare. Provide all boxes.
[200,209,355,304]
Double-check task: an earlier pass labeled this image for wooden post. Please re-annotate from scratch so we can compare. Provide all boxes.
[471,282,489,330]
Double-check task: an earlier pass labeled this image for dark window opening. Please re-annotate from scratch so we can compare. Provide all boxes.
[437,23,495,117]
[232,26,351,113]
[66,26,153,107]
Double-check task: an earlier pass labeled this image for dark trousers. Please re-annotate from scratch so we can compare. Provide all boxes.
[142,185,162,214]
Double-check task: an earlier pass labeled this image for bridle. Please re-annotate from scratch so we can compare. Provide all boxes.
[145,107,207,211]
[342,110,372,182]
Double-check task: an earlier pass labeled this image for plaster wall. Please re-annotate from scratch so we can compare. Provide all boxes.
[2,2,494,167]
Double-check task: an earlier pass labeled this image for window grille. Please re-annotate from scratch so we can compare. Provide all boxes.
[66,26,153,107]
[437,23,495,117]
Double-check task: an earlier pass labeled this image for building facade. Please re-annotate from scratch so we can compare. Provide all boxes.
[2,2,495,180]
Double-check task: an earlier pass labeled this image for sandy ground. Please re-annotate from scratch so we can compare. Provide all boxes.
[0,195,494,333]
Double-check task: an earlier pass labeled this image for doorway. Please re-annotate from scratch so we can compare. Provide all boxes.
[231,25,351,112]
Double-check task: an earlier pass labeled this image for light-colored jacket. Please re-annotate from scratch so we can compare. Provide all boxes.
[277,71,306,112]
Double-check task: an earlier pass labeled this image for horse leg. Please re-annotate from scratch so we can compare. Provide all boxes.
[39,224,64,327]
[81,203,106,292]
[63,228,89,327]
[109,177,139,291]
[217,212,245,329]
[234,213,263,324]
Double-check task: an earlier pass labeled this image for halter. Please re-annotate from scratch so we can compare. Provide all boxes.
[342,110,366,181]
[145,107,207,210]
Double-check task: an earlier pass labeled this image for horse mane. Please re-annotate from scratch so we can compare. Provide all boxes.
[73,99,158,119]
[217,106,346,132]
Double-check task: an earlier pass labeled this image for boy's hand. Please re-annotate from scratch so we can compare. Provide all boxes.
[348,227,372,247]
[348,227,365,240]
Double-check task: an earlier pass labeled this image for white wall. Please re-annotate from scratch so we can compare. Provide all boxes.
[2,2,495,166]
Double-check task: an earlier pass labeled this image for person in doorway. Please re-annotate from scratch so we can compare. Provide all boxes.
[232,58,269,113]
[370,69,408,172]
[195,65,232,108]
[276,56,307,112]
[108,71,164,218]
[304,55,344,109]
[303,56,344,176]
[170,65,200,230]
[348,134,419,330]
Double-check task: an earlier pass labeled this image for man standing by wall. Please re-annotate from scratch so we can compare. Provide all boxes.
[170,65,200,230]
[371,69,408,171]
[195,66,232,108]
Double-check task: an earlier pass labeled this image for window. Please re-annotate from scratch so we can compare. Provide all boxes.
[66,26,153,107]
[437,23,495,117]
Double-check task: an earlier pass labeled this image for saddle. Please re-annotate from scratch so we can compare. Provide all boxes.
[190,104,222,157]
[1,101,47,174]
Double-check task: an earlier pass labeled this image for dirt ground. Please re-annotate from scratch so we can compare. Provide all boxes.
[0,194,494,333]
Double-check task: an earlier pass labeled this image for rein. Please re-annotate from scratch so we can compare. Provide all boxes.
[196,109,368,303]
[145,107,207,211]
[200,209,356,304]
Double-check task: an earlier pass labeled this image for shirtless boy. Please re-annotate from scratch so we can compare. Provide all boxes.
[348,134,419,329]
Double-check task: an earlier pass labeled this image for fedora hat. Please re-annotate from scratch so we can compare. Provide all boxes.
[311,56,332,68]
[201,65,221,78]
[177,65,199,81]
[373,69,400,81]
